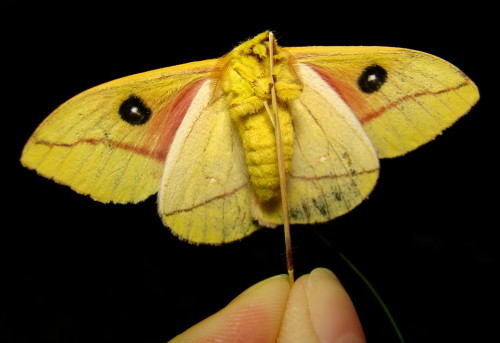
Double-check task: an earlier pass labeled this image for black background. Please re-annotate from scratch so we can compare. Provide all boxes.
[3,3,496,343]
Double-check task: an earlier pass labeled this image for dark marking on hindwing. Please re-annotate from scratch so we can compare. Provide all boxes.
[312,198,328,216]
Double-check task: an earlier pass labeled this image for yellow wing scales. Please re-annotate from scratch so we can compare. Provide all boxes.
[255,63,379,225]
[288,46,479,158]
[22,59,217,204]
[21,33,479,244]
[158,81,257,244]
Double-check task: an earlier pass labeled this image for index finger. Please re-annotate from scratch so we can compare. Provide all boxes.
[168,274,291,343]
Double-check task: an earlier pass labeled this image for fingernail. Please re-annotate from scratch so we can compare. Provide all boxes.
[311,267,338,279]
[307,268,366,343]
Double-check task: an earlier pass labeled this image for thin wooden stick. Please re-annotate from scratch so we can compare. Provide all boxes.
[268,32,294,286]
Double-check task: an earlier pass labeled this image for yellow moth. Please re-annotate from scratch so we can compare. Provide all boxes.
[21,31,479,244]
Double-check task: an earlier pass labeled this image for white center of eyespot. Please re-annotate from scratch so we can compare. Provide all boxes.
[367,74,377,82]
[208,177,217,183]
[319,156,327,162]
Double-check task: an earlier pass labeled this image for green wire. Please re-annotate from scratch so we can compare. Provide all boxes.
[312,228,405,343]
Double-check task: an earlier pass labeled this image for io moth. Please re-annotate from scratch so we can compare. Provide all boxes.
[21,32,479,244]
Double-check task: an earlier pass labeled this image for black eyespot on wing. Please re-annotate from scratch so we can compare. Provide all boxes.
[119,95,152,125]
[357,65,388,93]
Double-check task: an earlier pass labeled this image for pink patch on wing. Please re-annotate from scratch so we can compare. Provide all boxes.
[309,64,471,125]
[33,79,209,163]
[145,79,207,161]
[309,65,374,123]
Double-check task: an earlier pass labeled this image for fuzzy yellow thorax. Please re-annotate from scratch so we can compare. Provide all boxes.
[222,32,302,203]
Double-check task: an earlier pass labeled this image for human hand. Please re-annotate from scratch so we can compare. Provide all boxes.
[168,268,366,343]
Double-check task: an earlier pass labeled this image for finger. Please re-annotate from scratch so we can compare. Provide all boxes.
[278,268,366,343]
[168,274,291,343]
